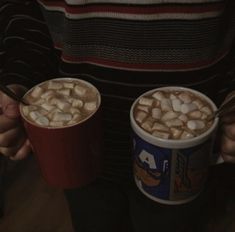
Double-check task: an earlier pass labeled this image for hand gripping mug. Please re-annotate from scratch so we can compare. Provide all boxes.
[130,86,219,205]
[20,76,103,188]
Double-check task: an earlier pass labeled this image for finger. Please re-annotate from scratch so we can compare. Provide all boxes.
[2,103,20,119]
[10,139,32,161]
[0,95,20,119]
[221,112,235,124]
[0,114,20,133]
[0,146,21,158]
[222,123,235,140]
[221,153,235,163]
[0,129,27,157]
[220,135,235,157]
[0,84,27,119]
[0,126,26,147]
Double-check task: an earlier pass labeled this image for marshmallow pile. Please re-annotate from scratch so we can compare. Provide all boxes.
[21,79,99,127]
[134,89,214,140]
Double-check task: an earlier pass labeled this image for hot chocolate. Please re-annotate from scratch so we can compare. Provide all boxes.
[20,78,100,128]
[133,89,214,140]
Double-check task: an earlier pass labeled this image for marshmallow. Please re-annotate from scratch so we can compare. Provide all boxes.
[178,92,192,103]
[53,112,72,122]
[181,103,197,114]
[35,116,49,126]
[29,111,42,121]
[141,120,153,132]
[48,96,60,105]
[187,120,205,130]
[63,82,74,89]
[178,114,188,123]
[180,131,194,139]
[201,113,208,120]
[139,97,153,106]
[136,111,148,123]
[188,110,202,119]
[33,98,45,105]
[161,99,173,111]
[152,122,169,132]
[170,128,183,139]
[57,88,71,96]
[38,108,49,116]
[151,108,162,119]
[165,119,183,127]
[48,81,63,90]
[161,111,178,121]
[22,105,38,116]
[152,130,170,139]
[49,121,64,127]
[47,108,62,119]
[169,93,177,100]
[70,108,81,115]
[172,99,182,112]
[56,100,71,111]
[72,99,83,108]
[84,102,97,111]
[31,86,43,98]
[152,91,165,101]
[137,105,150,113]
[192,99,204,109]
[41,103,55,111]
[41,90,54,100]
[74,85,87,96]
[201,106,212,116]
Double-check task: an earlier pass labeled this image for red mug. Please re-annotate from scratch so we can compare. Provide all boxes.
[20,77,103,188]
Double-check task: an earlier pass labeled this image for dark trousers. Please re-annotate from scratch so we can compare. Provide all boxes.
[64,178,209,232]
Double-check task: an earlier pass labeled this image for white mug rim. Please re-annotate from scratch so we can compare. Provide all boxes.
[130,86,219,149]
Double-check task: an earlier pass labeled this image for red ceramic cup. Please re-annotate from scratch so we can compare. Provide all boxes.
[20,77,103,189]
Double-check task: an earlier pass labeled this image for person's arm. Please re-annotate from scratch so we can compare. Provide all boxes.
[0,0,58,87]
[0,0,58,160]
[219,39,235,163]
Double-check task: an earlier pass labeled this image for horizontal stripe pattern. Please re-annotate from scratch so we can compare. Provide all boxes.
[64,0,223,5]
[38,0,235,72]
[1,0,235,182]
[38,1,225,21]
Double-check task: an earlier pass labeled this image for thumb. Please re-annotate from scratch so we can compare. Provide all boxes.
[220,111,235,124]
[3,102,20,119]
[0,84,27,119]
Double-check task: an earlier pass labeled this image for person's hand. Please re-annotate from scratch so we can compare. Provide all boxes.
[0,84,32,160]
[220,112,235,163]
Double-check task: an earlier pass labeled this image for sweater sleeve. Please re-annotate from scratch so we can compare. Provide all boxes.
[0,0,59,88]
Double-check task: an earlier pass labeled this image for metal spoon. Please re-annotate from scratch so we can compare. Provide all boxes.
[208,91,235,121]
[0,84,29,105]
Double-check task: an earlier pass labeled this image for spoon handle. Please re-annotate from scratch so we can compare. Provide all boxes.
[0,84,28,105]
[207,92,235,122]
[217,91,235,117]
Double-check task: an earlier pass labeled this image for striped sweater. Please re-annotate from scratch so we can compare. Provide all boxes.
[1,0,235,182]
